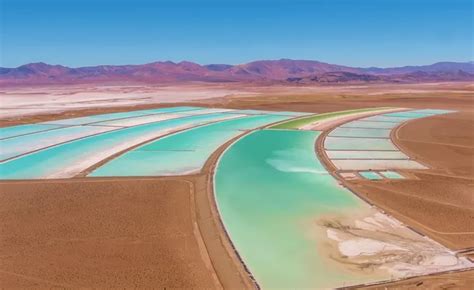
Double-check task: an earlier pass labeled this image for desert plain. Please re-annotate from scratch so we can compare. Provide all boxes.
[0,81,473,288]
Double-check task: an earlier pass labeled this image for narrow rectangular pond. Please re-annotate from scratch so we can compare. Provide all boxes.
[383,110,448,118]
[341,121,399,129]
[331,159,428,170]
[361,115,415,123]
[379,171,405,179]
[359,171,383,180]
[326,150,409,160]
[329,127,391,138]
[325,137,398,151]
[0,124,65,140]
[0,125,117,161]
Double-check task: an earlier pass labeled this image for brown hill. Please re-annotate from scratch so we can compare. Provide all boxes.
[1,59,472,85]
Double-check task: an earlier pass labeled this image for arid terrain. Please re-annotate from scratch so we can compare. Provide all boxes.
[0,81,473,288]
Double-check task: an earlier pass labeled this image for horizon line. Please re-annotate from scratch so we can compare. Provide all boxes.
[2,58,473,70]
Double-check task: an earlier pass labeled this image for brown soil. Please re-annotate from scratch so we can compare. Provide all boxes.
[0,178,223,288]
[356,269,474,289]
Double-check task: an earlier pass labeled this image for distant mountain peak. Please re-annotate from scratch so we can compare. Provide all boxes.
[1,59,472,85]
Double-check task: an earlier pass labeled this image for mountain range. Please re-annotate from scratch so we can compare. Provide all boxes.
[1,59,473,85]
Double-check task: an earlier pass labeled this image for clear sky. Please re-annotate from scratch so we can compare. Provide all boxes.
[1,0,472,68]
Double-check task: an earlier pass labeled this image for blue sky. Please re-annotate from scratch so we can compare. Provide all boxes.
[1,0,472,67]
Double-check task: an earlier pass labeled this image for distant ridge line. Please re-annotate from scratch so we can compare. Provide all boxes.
[1,59,473,85]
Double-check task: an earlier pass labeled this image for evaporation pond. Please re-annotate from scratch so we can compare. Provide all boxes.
[89,114,291,176]
[359,171,383,180]
[341,121,399,129]
[361,115,415,123]
[214,129,386,288]
[331,159,427,170]
[0,112,237,179]
[0,124,64,139]
[324,137,398,151]
[379,171,405,179]
[326,150,409,160]
[329,128,391,138]
[0,125,116,161]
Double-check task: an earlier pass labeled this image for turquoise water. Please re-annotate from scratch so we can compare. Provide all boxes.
[379,171,405,179]
[214,130,377,288]
[0,125,116,161]
[384,111,439,118]
[0,124,63,140]
[341,121,399,129]
[329,127,391,138]
[42,106,203,125]
[89,114,290,176]
[0,112,235,179]
[359,171,383,180]
[326,150,409,160]
[325,137,398,151]
[362,115,415,123]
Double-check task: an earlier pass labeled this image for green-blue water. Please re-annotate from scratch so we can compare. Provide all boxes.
[383,111,441,118]
[0,125,115,161]
[89,114,290,176]
[359,171,383,180]
[0,124,64,139]
[214,129,374,288]
[0,112,234,179]
[379,170,405,179]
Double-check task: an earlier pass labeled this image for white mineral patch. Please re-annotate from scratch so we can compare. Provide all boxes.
[338,238,407,257]
[324,210,474,280]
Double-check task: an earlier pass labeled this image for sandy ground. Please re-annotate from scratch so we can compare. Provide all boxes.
[0,81,473,288]
[0,178,221,288]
